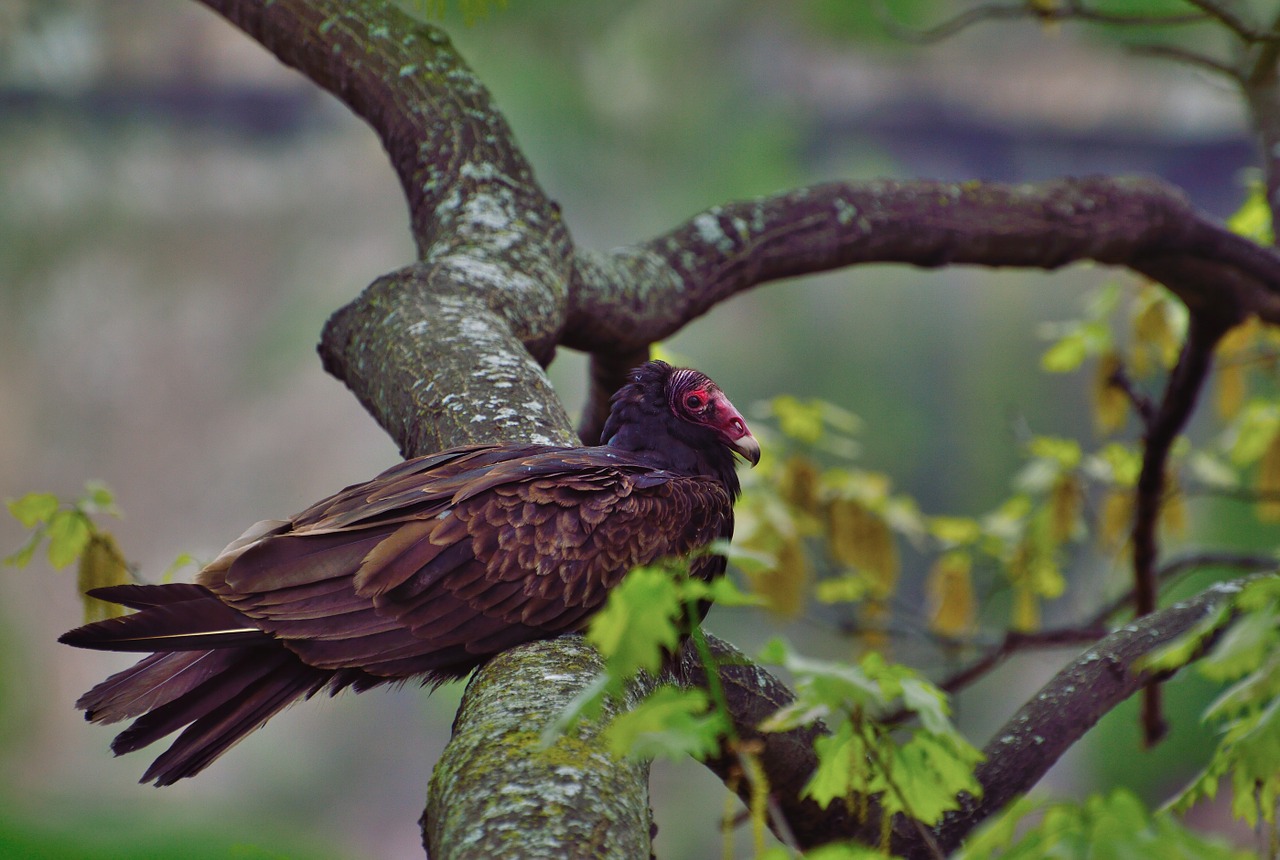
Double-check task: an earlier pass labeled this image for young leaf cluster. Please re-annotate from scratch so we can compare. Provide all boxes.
[734,394,1113,643]
[5,483,132,622]
[548,561,758,764]
[958,788,1253,860]
[734,395,926,641]
[759,638,983,837]
[1168,577,1280,832]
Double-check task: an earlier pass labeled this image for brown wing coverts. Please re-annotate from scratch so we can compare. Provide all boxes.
[207,445,732,678]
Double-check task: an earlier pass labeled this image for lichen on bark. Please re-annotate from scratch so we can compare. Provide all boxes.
[423,637,655,860]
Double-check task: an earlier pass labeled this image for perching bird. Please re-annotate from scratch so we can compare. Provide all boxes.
[60,360,759,786]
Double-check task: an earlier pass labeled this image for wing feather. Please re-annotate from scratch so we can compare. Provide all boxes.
[208,447,733,680]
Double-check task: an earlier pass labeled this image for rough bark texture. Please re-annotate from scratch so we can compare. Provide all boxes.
[187,1,1280,856]
[424,637,655,859]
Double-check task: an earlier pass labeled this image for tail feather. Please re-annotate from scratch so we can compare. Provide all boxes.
[110,648,287,755]
[78,650,225,722]
[140,656,338,786]
[61,582,364,785]
[60,585,269,652]
[86,583,213,610]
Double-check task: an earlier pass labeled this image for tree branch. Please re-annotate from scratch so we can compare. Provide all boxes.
[1180,0,1271,43]
[424,638,655,859]
[919,577,1249,857]
[680,578,1250,853]
[568,178,1280,362]
[882,0,1208,44]
[1127,43,1242,82]
[1130,312,1236,742]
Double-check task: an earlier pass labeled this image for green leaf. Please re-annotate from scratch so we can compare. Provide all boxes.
[1026,436,1082,469]
[45,510,91,570]
[961,789,1253,860]
[797,842,889,860]
[956,795,1043,857]
[1173,695,1280,829]
[899,676,953,736]
[802,719,863,808]
[1224,401,1280,466]
[1041,328,1089,373]
[772,395,826,444]
[603,686,726,762]
[1198,605,1279,682]
[887,732,982,824]
[1083,442,1143,487]
[815,573,871,605]
[1227,179,1274,244]
[1237,575,1280,611]
[928,515,982,547]
[698,574,765,608]
[1205,649,1280,721]
[586,565,683,681]
[3,531,42,568]
[708,538,776,575]
[1225,699,1280,826]
[7,492,59,528]
[767,651,885,725]
[160,552,201,583]
[980,495,1032,545]
[79,480,119,515]
[1187,450,1240,490]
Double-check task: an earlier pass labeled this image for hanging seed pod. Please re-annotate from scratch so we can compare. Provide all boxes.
[926,551,976,638]
[77,530,131,623]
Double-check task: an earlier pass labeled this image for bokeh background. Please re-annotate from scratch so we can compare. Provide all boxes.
[0,1,1262,857]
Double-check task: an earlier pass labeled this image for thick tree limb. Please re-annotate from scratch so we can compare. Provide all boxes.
[571,178,1280,419]
[424,638,656,859]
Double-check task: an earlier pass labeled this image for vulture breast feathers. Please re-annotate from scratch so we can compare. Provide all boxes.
[59,360,759,785]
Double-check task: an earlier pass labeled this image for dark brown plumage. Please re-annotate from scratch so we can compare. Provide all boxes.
[60,360,758,785]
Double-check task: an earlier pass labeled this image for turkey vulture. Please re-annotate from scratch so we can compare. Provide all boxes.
[60,360,759,785]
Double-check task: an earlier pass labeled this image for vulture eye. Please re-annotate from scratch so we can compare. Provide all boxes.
[684,392,706,411]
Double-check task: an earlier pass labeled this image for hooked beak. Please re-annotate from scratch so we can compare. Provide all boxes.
[732,433,761,467]
[713,395,760,467]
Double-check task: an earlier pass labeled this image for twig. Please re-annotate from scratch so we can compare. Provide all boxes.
[1180,0,1275,43]
[878,626,1109,728]
[879,551,1277,716]
[1129,43,1243,81]
[1108,363,1157,424]
[1131,312,1238,743]
[882,0,1208,44]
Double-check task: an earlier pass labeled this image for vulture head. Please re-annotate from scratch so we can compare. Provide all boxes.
[600,360,760,489]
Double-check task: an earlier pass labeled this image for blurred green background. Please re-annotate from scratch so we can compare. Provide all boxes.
[0,1,1263,857]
